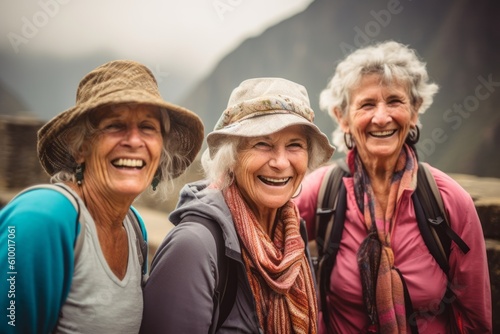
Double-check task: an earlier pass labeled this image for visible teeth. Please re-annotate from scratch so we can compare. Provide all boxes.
[261,176,289,183]
[371,130,395,137]
[113,159,144,167]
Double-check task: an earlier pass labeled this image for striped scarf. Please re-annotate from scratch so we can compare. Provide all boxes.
[223,183,318,334]
[350,145,417,333]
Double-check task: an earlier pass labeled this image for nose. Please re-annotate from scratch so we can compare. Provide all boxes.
[269,147,290,170]
[372,103,392,126]
[122,125,144,147]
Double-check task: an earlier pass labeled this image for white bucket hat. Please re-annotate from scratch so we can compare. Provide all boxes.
[207,77,335,169]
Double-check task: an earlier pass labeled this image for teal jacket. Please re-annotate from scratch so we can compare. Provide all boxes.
[0,187,147,334]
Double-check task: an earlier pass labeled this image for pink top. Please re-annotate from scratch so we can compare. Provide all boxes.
[294,164,491,333]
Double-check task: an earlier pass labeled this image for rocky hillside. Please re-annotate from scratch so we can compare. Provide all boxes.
[179,0,500,178]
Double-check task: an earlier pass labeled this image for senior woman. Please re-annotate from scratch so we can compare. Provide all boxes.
[141,77,334,333]
[0,60,204,333]
[294,41,491,333]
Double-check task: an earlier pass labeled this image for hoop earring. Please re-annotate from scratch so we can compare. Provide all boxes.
[151,175,160,191]
[407,126,420,145]
[75,163,84,186]
[344,132,354,150]
[292,184,303,199]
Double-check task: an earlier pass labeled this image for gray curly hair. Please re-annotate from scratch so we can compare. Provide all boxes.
[319,40,439,152]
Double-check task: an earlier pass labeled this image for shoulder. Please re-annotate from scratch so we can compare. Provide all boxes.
[169,221,218,251]
[148,220,220,285]
[424,164,473,206]
[0,185,79,276]
[153,220,219,265]
[1,185,78,234]
[423,164,479,235]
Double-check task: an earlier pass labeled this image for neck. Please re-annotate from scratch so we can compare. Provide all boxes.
[67,182,131,230]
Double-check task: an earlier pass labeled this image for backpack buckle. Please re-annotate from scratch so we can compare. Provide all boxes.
[317,208,334,216]
[428,216,445,226]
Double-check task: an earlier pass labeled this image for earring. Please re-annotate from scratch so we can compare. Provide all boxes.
[292,184,303,199]
[344,132,354,150]
[407,126,420,145]
[75,164,84,186]
[151,175,160,191]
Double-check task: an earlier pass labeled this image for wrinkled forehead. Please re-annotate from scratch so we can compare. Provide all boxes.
[349,73,411,99]
[88,103,163,124]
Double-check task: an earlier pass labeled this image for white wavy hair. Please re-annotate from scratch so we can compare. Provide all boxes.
[319,40,439,152]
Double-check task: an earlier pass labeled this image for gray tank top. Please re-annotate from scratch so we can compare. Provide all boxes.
[54,204,143,334]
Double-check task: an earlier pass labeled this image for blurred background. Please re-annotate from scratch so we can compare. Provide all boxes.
[1,0,499,211]
[2,2,500,325]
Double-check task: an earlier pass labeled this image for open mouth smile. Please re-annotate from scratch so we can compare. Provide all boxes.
[369,129,397,138]
[258,176,291,186]
[112,158,145,169]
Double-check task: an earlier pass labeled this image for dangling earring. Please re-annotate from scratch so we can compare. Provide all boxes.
[344,132,354,150]
[151,175,160,191]
[292,184,303,199]
[407,126,420,145]
[75,163,84,186]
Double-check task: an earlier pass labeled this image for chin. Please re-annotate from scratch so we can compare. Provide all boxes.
[113,183,147,197]
[265,198,291,209]
[366,145,401,157]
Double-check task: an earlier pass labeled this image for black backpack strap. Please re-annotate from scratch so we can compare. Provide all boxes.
[315,166,339,257]
[299,218,318,288]
[409,162,471,333]
[395,267,419,334]
[315,160,350,258]
[318,181,347,328]
[414,163,470,275]
[181,215,237,333]
[313,159,350,329]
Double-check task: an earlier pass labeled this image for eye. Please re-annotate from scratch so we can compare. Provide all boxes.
[287,142,306,150]
[101,121,124,132]
[254,141,272,149]
[140,122,160,133]
[360,102,375,110]
[387,97,404,106]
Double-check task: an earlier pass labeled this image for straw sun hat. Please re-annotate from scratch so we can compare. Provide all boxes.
[207,77,335,169]
[37,60,204,179]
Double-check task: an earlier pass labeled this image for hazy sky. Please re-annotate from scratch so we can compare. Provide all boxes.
[1,0,313,80]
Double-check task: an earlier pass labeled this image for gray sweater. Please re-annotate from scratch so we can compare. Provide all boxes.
[140,180,263,333]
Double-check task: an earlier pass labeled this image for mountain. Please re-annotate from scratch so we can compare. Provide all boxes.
[179,0,500,178]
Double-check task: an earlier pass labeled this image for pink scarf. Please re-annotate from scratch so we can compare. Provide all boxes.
[223,183,318,334]
[350,145,418,333]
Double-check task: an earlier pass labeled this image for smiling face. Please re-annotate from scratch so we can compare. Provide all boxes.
[339,74,417,166]
[233,125,309,220]
[80,104,164,202]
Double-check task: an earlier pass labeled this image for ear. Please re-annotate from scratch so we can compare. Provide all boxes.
[410,112,418,126]
[413,97,423,114]
[75,155,85,164]
[409,105,419,126]
[333,107,350,132]
[74,142,89,164]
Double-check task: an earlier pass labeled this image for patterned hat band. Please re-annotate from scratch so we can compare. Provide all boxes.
[214,96,315,130]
